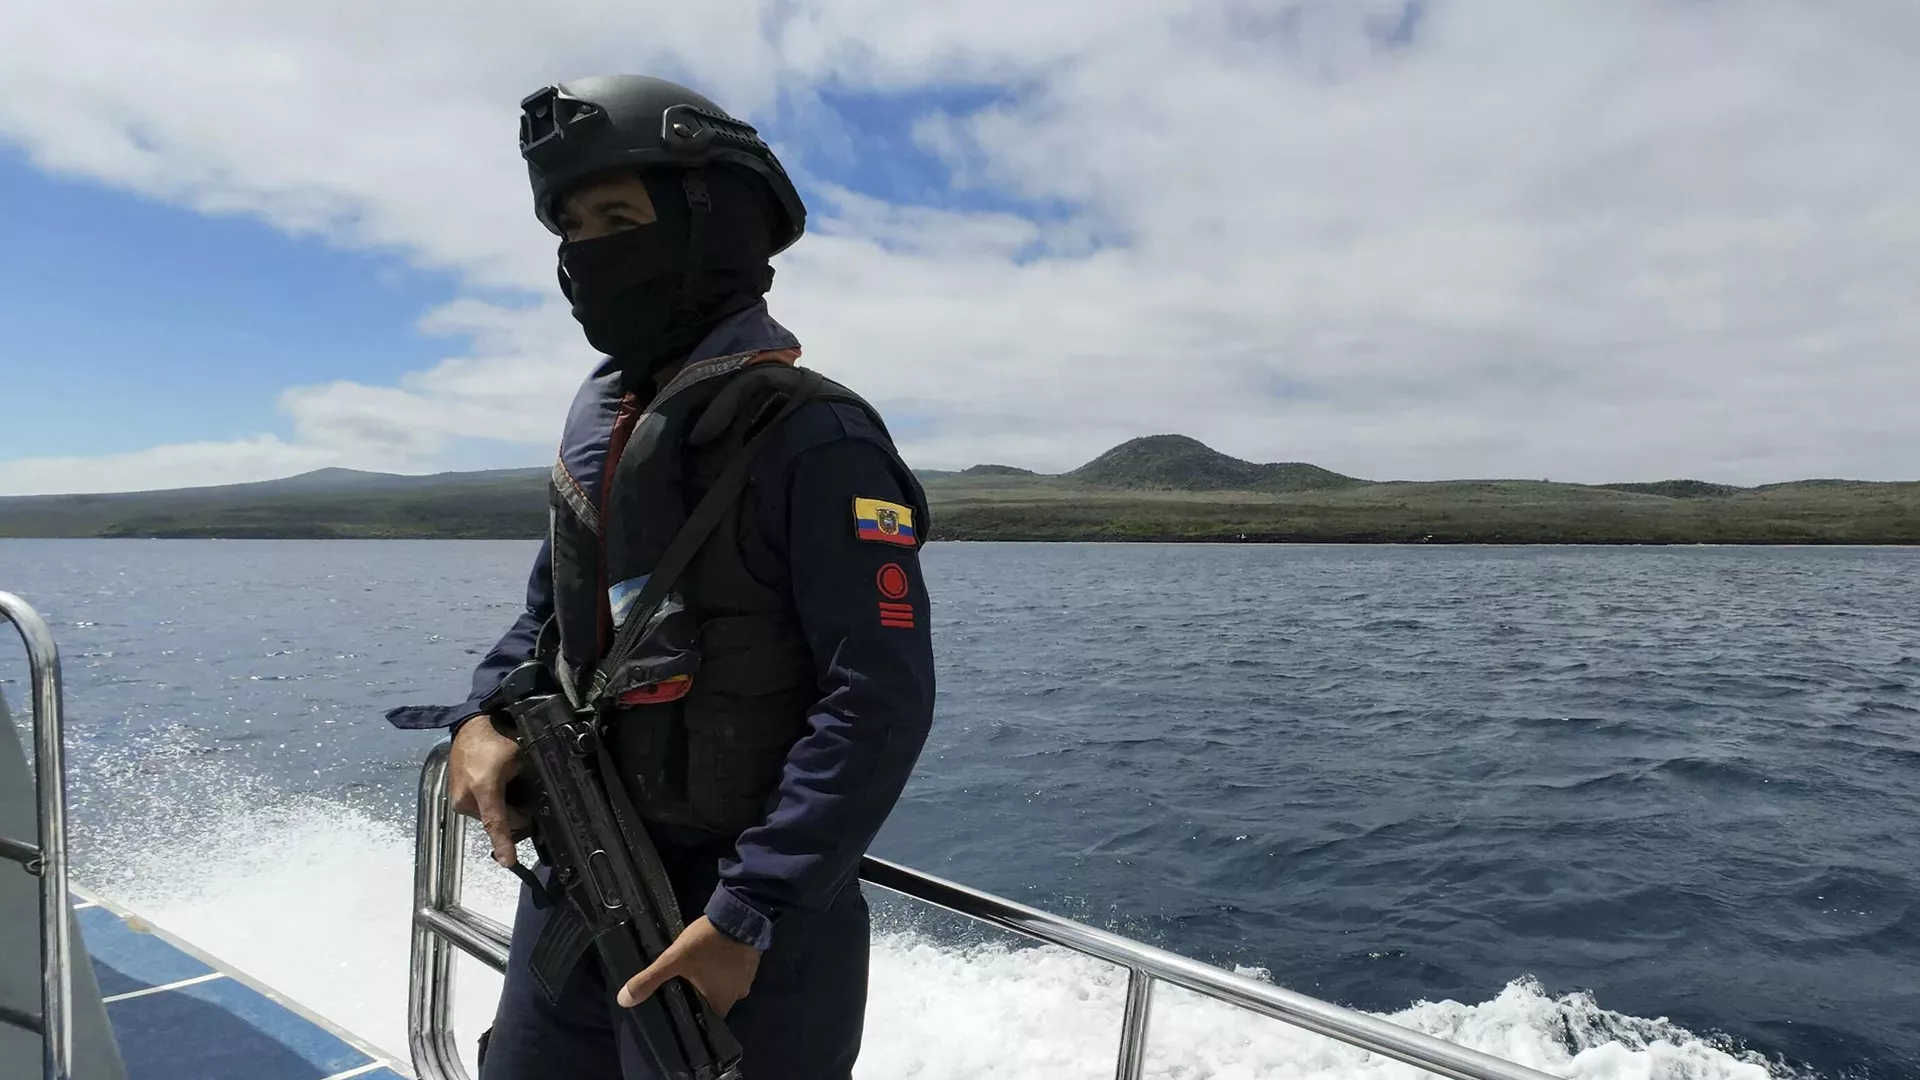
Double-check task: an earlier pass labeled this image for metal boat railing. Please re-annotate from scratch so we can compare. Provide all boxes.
[409,741,1563,1080]
[0,592,75,1080]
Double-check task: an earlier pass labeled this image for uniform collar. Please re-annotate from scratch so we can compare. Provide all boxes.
[591,301,800,380]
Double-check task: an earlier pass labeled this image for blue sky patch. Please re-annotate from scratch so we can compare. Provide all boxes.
[785,83,1082,223]
[0,150,463,460]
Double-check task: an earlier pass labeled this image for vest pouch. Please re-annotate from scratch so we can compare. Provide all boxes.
[601,590,702,810]
[599,590,702,707]
[679,615,818,833]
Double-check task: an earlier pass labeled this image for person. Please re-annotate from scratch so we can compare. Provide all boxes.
[386,74,936,1080]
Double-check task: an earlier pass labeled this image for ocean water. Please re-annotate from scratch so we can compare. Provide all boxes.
[0,539,1915,1079]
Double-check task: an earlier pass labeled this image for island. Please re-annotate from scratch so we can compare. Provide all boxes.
[1,436,1915,544]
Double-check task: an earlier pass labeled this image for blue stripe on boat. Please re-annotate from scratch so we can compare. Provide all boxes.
[73,889,401,1080]
[77,904,217,998]
[108,977,373,1079]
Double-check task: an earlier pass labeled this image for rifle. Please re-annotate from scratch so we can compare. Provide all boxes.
[495,671,744,1080]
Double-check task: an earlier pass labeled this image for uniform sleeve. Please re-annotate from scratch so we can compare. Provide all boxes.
[703,438,936,949]
[384,538,555,730]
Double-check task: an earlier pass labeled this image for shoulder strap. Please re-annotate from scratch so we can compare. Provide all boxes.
[587,367,826,704]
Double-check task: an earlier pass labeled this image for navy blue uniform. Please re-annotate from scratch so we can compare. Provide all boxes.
[387,304,936,1079]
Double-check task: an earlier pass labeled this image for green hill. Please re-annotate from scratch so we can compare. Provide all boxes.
[1596,480,1743,499]
[1069,435,1360,493]
[0,468,551,540]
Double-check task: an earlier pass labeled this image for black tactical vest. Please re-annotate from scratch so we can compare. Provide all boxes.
[545,354,919,835]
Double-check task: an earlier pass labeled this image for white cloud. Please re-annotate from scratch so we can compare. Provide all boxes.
[1,0,1917,495]
[280,298,587,456]
[0,438,353,498]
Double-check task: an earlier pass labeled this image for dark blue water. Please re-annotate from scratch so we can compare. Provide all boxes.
[2,540,1915,1078]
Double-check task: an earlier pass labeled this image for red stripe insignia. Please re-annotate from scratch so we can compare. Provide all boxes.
[878,600,916,629]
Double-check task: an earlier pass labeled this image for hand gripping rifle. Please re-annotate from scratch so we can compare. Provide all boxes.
[493,665,744,1080]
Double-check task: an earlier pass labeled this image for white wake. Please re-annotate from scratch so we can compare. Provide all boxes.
[86,793,1789,1080]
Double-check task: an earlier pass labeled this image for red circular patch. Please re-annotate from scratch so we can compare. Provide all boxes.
[876,563,910,600]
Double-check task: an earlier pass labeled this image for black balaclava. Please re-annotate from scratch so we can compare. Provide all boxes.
[556,165,776,385]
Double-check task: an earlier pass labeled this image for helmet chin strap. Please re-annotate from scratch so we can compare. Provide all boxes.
[677,170,710,320]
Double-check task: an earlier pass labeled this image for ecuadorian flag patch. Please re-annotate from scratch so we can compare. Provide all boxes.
[854,497,917,547]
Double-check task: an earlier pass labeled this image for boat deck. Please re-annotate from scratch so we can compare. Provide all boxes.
[74,888,406,1080]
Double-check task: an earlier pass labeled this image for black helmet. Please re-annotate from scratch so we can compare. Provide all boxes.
[517,75,806,253]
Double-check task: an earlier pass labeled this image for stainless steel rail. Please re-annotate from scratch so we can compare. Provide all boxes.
[1,591,75,1080]
[410,741,510,1080]
[410,741,1564,1080]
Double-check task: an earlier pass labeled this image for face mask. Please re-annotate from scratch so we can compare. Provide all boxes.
[555,169,778,379]
[557,226,685,364]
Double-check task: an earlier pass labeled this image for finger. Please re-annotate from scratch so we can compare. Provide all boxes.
[478,815,519,867]
[704,983,738,1018]
[472,784,519,867]
[449,774,480,818]
[617,956,676,1009]
[674,968,726,1015]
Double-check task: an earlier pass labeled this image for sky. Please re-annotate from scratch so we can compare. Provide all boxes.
[0,0,1916,496]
